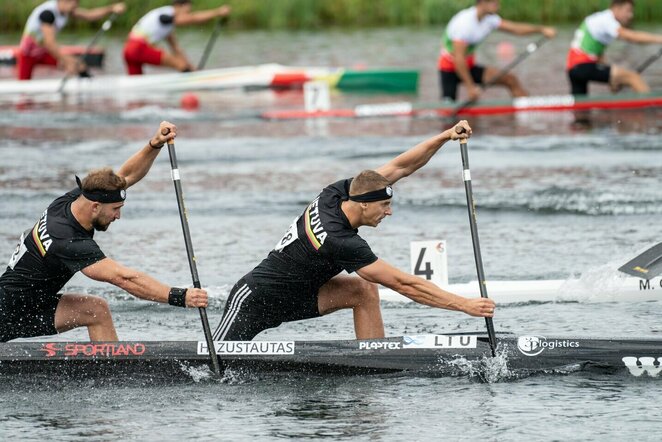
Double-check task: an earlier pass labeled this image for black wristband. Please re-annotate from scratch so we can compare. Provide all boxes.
[149,139,164,149]
[168,287,187,307]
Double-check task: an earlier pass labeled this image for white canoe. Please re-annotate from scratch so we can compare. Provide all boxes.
[0,63,418,96]
[379,276,662,304]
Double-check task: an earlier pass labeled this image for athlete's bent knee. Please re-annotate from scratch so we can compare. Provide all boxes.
[355,279,379,305]
[83,296,112,322]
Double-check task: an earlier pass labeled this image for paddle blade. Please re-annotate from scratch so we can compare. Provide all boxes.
[618,242,662,279]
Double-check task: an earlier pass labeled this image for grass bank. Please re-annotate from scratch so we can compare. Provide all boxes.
[2,0,661,32]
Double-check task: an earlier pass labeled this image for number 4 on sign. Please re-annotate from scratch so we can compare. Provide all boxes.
[414,248,434,279]
[410,240,449,286]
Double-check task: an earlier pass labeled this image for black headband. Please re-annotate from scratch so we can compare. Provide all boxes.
[76,176,126,204]
[348,185,393,202]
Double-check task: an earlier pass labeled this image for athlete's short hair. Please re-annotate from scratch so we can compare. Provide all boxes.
[81,167,127,193]
[349,170,390,197]
[611,0,634,6]
[173,0,192,5]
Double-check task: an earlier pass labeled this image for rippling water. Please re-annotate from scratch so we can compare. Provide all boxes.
[1,27,662,440]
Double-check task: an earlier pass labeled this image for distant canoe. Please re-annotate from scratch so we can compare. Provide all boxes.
[262,91,662,120]
[0,63,418,96]
[0,45,105,68]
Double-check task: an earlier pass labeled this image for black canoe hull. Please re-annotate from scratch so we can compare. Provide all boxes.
[1,333,660,379]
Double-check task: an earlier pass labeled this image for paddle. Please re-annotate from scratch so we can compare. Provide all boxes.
[612,47,662,93]
[634,47,662,74]
[618,242,662,279]
[165,129,222,376]
[451,36,548,118]
[456,126,498,357]
[57,12,117,94]
[197,17,227,70]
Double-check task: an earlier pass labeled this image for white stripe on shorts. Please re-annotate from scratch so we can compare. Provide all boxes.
[212,283,252,341]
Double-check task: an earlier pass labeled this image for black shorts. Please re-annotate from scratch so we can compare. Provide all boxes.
[439,66,486,101]
[0,286,60,342]
[212,275,322,341]
[568,63,611,95]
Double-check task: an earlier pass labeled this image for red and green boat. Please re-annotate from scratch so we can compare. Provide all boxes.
[262,91,662,120]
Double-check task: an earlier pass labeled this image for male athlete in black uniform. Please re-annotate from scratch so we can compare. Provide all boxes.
[0,121,207,342]
[214,120,495,341]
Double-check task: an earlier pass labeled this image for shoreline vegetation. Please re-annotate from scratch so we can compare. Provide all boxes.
[2,0,661,32]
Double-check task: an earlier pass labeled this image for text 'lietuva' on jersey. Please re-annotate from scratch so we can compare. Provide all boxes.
[0,189,106,299]
[438,6,502,72]
[566,9,621,70]
[248,179,378,295]
[128,6,176,45]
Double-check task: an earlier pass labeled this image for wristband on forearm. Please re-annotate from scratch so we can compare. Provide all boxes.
[168,287,187,307]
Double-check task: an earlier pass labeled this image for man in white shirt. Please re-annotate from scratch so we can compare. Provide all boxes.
[123,0,231,75]
[438,0,556,101]
[567,0,662,95]
[17,0,125,80]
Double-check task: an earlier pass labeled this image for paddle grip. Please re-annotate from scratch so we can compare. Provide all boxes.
[454,124,469,144]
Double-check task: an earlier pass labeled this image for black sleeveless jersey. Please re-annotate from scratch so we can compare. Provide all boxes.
[0,189,106,297]
[249,179,378,294]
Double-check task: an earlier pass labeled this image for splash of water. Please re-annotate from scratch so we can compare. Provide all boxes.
[443,344,515,383]
[178,362,214,383]
[177,362,258,384]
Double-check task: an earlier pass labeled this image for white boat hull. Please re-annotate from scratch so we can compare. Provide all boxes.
[379,276,662,304]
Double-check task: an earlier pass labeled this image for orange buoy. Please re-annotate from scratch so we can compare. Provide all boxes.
[180,92,200,110]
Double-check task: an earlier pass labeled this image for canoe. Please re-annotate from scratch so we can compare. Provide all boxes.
[0,45,105,67]
[379,276,662,305]
[1,333,660,380]
[0,64,418,96]
[262,91,662,120]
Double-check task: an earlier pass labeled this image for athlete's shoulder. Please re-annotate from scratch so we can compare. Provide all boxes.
[154,6,175,17]
[45,189,90,240]
[586,9,616,24]
[322,178,351,196]
[48,188,80,210]
[447,7,475,32]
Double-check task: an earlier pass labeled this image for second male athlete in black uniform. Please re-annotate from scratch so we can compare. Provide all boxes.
[214,120,496,341]
[0,121,208,342]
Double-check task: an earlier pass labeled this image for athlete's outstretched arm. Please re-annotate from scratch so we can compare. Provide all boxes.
[618,27,662,45]
[81,257,207,307]
[72,2,125,21]
[174,5,231,26]
[117,121,176,188]
[499,20,556,38]
[375,120,471,185]
[356,259,495,317]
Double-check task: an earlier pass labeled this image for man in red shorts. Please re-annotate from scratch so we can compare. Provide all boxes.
[123,0,231,75]
[17,0,125,81]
